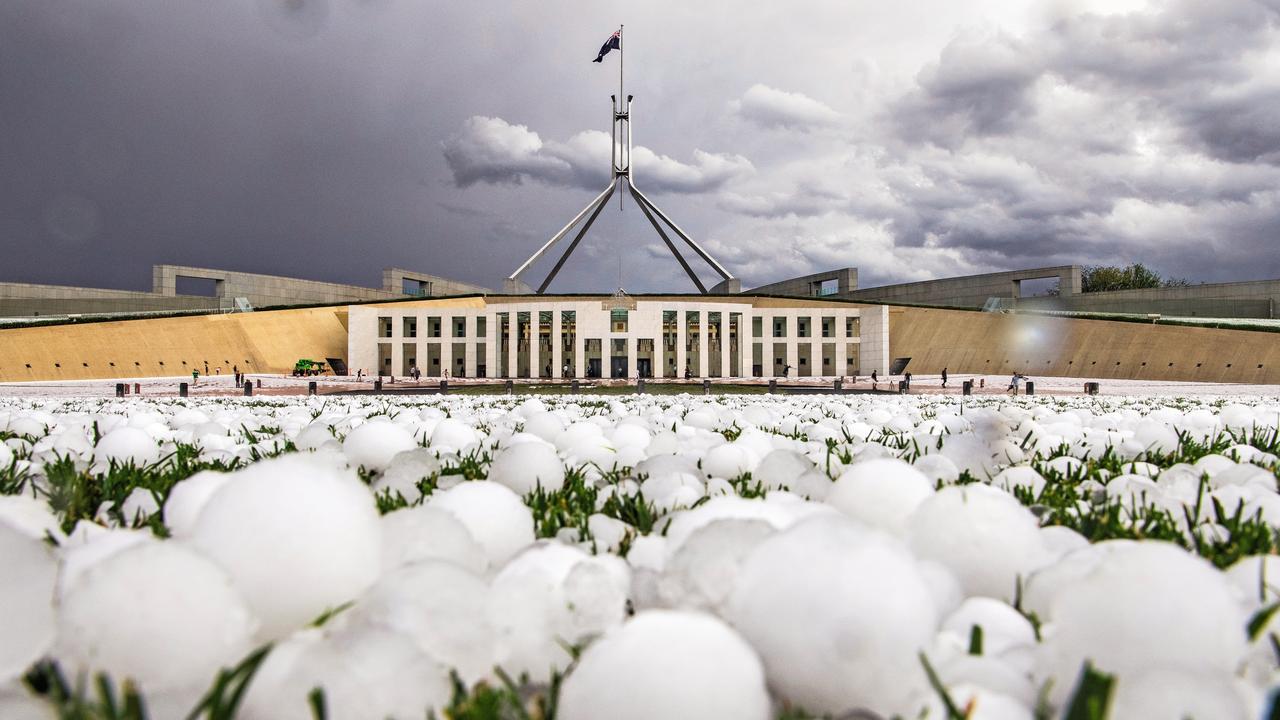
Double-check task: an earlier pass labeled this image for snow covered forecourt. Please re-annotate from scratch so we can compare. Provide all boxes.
[0,393,1279,719]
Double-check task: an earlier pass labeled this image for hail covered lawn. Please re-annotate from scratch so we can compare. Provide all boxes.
[1,394,1279,720]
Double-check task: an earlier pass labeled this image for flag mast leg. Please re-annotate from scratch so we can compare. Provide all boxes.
[505,26,739,295]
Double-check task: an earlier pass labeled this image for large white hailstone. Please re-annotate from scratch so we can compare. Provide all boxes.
[727,515,939,715]
[908,485,1050,601]
[558,610,770,720]
[342,420,417,472]
[663,495,818,553]
[379,506,487,575]
[92,426,160,470]
[992,466,1046,497]
[371,448,441,504]
[586,513,630,552]
[940,598,1036,657]
[164,470,232,538]
[348,560,494,683]
[929,654,1038,710]
[522,411,566,443]
[939,434,1001,478]
[657,518,774,613]
[610,422,651,450]
[57,528,152,596]
[427,481,534,566]
[913,453,961,485]
[1037,542,1247,705]
[293,422,335,451]
[703,442,759,479]
[429,417,480,452]
[490,542,630,681]
[1107,667,1245,720]
[0,495,62,542]
[1039,525,1089,559]
[488,442,565,494]
[0,522,57,683]
[56,542,255,695]
[242,625,450,720]
[1225,555,1280,607]
[119,486,160,525]
[0,442,12,469]
[753,449,813,491]
[826,458,934,536]
[188,454,382,639]
[1133,420,1179,455]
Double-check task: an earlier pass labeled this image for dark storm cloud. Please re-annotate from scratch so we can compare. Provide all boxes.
[3,0,1279,295]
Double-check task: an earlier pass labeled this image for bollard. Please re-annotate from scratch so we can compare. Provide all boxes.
[133,383,141,394]
[637,378,645,394]
[768,379,777,394]
[702,379,711,395]
[1084,382,1099,396]
[256,379,262,389]
[1025,381,1035,396]
[571,379,580,394]
[962,380,973,396]
[243,381,253,396]
[440,380,448,395]
[373,379,383,391]
[308,381,317,396]
[179,382,188,398]
[115,383,125,398]
[834,378,843,393]
[505,380,514,395]
[899,380,907,394]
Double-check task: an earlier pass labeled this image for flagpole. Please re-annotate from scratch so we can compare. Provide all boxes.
[618,24,624,211]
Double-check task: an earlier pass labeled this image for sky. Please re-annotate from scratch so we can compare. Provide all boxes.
[1,0,1278,294]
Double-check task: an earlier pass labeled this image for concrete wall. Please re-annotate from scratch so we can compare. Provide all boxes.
[381,268,490,296]
[747,268,858,297]
[152,264,402,308]
[1015,279,1280,318]
[0,306,349,382]
[0,281,221,317]
[0,264,490,318]
[888,306,1280,384]
[841,266,1081,307]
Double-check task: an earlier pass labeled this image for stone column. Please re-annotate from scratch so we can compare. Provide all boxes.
[698,310,709,378]
[464,315,478,378]
[676,310,688,379]
[551,309,563,379]
[785,314,799,378]
[484,314,497,379]
[529,310,541,380]
[507,313,518,379]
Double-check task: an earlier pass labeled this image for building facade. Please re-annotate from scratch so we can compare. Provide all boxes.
[347,295,889,380]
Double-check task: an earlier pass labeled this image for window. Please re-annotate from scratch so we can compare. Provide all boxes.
[611,309,629,333]
[772,317,786,338]
[477,317,487,338]
[845,316,860,338]
[454,317,467,337]
[752,316,763,337]
[821,316,834,338]
[403,317,417,338]
[428,316,442,338]
[797,316,811,338]
[378,316,393,338]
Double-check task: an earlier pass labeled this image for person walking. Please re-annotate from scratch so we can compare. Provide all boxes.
[191,369,199,386]
[871,369,878,390]
[563,362,571,378]
[904,371,912,390]
[942,367,948,388]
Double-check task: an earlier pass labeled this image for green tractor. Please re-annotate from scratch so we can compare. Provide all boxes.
[292,359,328,377]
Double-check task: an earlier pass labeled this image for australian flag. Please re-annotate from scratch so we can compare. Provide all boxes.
[593,30,620,63]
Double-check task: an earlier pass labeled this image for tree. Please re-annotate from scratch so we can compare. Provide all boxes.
[1081,263,1186,293]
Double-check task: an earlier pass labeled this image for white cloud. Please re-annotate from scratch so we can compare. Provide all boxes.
[444,116,752,194]
[731,84,841,130]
